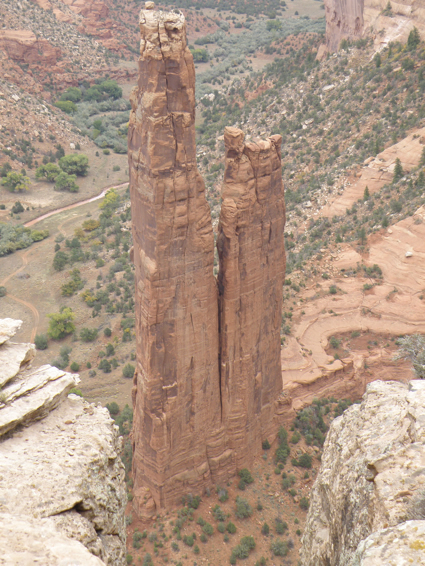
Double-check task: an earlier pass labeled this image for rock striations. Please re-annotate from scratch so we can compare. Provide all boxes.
[323,0,364,53]
[128,4,286,515]
[0,318,126,566]
[301,379,425,566]
[217,127,286,468]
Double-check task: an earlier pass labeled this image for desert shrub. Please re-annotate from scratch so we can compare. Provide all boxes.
[218,487,229,502]
[275,426,290,464]
[122,363,135,379]
[270,539,289,557]
[227,522,237,534]
[230,536,256,564]
[2,172,30,192]
[182,494,201,509]
[11,201,24,214]
[59,154,89,176]
[329,285,337,294]
[106,343,115,356]
[80,327,98,342]
[48,307,75,339]
[53,251,69,271]
[235,497,252,519]
[132,530,143,549]
[202,522,214,536]
[261,522,269,535]
[282,475,296,490]
[238,468,254,491]
[34,333,48,350]
[55,100,77,114]
[262,439,271,450]
[275,518,288,534]
[218,522,226,533]
[106,402,120,415]
[300,496,310,510]
[142,554,153,566]
[70,361,80,372]
[213,505,226,522]
[292,453,313,469]
[329,336,341,349]
[291,431,301,444]
[183,534,194,547]
[99,359,112,373]
[294,401,329,446]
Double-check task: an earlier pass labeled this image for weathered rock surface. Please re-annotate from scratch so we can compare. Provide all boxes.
[128,5,286,514]
[128,4,231,513]
[0,30,62,65]
[323,0,425,53]
[351,520,425,565]
[0,319,127,565]
[324,0,364,52]
[301,379,425,566]
[217,127,286,468]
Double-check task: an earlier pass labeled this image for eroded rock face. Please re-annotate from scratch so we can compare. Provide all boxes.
[324,0,364,52]
[128,6,286,515]
[0,30,62,65]
[301,379,425,566]
[128,5,231,514]
[0,319,126,565]
[217,127,286,468]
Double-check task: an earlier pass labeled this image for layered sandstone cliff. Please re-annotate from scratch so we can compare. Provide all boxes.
[217,127,286,468]
[0,30,62,66]
[0,318,126,565]
[128,5,286,515]
[301,379,425,566]
[324,0,364,52]
[323,0,425,53]
[128,4,231,515]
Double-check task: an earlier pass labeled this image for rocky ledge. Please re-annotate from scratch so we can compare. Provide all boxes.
[301,379,425,565]
[0,319,126,565]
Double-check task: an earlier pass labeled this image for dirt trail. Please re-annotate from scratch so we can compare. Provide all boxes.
[2,182,128,342]
[24,182,128,228]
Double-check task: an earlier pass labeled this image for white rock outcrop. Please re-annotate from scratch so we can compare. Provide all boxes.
[0,319,126,565]
[301,379,425,566]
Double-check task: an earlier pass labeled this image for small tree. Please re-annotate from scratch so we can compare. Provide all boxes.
[34,333,48,350]
[59,154,89,176]
[374,52,381,68]
[36,163,61,182]
[396,334,425,378]
[55,171,79,192]
[407,27,420,50]
[2,172,30,192]
[393,158,403,183]
[363,186,370,201]
[122,363,135,378]
[48,307,76,339]
[53,251,68,271]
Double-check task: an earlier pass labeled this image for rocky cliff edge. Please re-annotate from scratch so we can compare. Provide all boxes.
[0,318,126,566]
[301,378,425,565]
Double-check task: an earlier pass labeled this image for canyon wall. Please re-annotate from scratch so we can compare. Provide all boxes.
[301,379,425,566]
[128,5,286,514]
[323,0,425,54]
[0,318,126,565]
[217,127,286,469]
[324,0,364,52]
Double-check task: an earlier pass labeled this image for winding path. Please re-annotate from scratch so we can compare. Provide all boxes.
[2,181,128,340]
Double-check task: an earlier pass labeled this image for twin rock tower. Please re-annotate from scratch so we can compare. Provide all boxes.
[128,3,286,516]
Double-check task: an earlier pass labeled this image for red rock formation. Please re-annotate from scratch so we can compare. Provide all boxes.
[128,4,231,515]
[323,0,364,52]
[217,127,286,469]
[128,5,286,516]
[0,30,61,66]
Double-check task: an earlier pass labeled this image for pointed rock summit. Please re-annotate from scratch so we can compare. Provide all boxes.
[128,3,286,516]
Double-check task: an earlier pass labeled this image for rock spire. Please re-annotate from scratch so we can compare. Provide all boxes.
[128,3,286,515]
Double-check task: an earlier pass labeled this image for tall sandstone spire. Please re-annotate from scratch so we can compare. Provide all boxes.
[217,127,286,469]
[127,4,231,514]
[128,3,286,515]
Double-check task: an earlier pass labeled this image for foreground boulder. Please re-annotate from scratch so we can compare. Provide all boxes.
[0,319,126,565]
[301,379,425,565]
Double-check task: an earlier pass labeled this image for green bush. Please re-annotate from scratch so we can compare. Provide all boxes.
[48,307,75,339]
[329,285,337,295]
[262,439,271,450]
[80,328,98,342]
[2,172,30,192]
[99,359,112,373]
[293,453,313,469]
[275,518,288,534]
[291,431,301,444]
[213,505,226,522]
[183,534,194,547]
[300,496,310,510]
[235,496,252,519]
[106,402,120,415]
[104,327,112,337]
[226,522,237,534]
[275,426,290,464]
[59,154,89,176]
[54,100,77,114]
[238,468,254,490]
[55,172,79,192]
[35,163,61,182]
[34,333,48,350]
[218,522,226,533]
[230,536,256,564]
[122,363,135,379]
[202,522,214,536]
[70,361,80,372]
[261,522,269,535]
[271,539,289,557]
